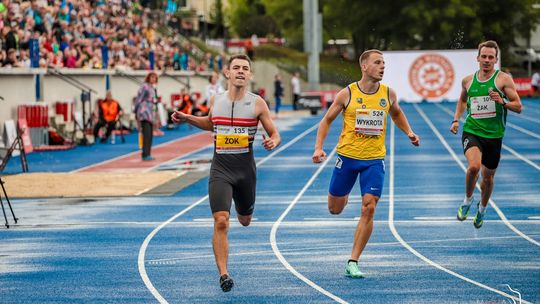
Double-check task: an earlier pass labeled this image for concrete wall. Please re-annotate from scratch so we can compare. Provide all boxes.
[0,62,340,137]
[0,69,212,136]
[0,69,43,138]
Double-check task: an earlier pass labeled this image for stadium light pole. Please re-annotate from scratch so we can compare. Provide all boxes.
[303,0,321,91]
[203,0,208,41]
[530,2,540,77]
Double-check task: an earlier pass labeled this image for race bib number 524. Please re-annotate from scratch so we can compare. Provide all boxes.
[355,109,385,136]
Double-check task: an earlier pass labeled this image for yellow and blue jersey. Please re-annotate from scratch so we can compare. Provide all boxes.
[337,82,392,160]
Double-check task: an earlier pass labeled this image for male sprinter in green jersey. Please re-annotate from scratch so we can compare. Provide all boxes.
[450,40,522,228]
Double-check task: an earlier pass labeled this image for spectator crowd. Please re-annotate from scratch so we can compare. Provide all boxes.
[0,0,223,71]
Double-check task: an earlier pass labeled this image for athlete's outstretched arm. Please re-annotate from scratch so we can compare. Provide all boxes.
[312,88,348,163]
[388,88,420,146]
[171,96,214,131]
[256,97,281,151]
[450,76,471,134]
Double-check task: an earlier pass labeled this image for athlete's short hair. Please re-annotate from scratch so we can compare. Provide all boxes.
[359,49,383,65]
[478,40,499,57]
[228,54,252,68]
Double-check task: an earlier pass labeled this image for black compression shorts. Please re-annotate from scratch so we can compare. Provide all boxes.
[208,152,257,215]
[462,131,503,170]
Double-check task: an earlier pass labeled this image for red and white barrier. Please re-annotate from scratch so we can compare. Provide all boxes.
[55,101,74,122]
[17,104,49,147]
[514,77,533,96]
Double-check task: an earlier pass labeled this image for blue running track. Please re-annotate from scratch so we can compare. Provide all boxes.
[1,101,539,303]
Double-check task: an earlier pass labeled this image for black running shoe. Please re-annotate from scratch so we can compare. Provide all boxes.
[219,274,234,292]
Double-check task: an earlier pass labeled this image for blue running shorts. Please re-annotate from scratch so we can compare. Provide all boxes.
[328,154,385,197]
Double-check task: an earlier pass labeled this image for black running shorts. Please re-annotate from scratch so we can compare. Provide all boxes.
[208,152,257,216]
[461,131,503,170]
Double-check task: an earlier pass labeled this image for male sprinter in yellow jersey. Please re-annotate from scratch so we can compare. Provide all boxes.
[312,49,420,278]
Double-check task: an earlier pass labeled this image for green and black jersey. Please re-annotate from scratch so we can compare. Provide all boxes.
[463,70,507,139]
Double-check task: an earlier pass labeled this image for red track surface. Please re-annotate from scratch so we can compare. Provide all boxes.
[78,132,213,173]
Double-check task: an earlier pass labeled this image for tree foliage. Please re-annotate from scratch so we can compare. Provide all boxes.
[261,0,304,48]
[227,0,540,62]
[226,0,280,38]
[321,0,540,58]
[210,0,225,39]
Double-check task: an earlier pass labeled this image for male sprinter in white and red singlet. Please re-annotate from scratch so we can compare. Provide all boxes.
[312,49,420,278]
[172,54,281,292]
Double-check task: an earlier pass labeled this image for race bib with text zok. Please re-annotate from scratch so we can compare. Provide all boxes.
[470,96,496,119]
[215,126,249,154]
[355,109,385,136]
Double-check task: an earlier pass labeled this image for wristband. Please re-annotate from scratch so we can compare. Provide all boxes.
[452,120,458,123]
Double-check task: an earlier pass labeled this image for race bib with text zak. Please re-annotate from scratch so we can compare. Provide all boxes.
[470,96,496,119]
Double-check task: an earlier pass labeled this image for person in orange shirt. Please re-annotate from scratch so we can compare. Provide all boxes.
[176,90,193,115]
[94,91,123,143]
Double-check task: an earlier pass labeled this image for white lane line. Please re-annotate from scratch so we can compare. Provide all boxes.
[270,148,349,304]
[301,219,540,224]
[501,145,540,171]
[435,104,540,171]
[138,122,321,304]
[388,122,532,304]
[523,102,540,113]
[413,217,456,220]
[191,218,214,222]
[147,233,540,264]
[138,195,207,304]
[507,122,540,140]
[192,218,258,222]
[520,113,540,124]
[303,217,357,221]
[12,219,539,229]
[528,216,540,220]
[416,104,540,247]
